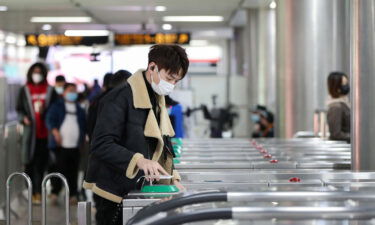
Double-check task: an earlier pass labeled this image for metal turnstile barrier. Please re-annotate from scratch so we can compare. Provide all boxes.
[77,202,91,225]
[127,191,375,225]
[3,172,70,225]
[6,172,32,225]
[41,173,70,225]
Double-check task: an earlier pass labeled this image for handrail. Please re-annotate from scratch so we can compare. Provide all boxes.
[41,173,70,225]
[227,191,375,201]
[6,172,32,225]
[128,191,375,225]
[142,206,375,225]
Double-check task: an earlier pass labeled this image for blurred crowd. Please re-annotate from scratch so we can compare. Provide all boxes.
[16,62,131,204]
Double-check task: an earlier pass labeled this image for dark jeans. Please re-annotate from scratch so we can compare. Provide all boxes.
[25,138,49,195]
[95,194,123,225]
[51,147,80,197]
[49,149,61,195]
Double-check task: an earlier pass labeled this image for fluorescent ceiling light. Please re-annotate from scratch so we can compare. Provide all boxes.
[0,6,8,11]
[31,17,92,23]
[64,30,110,36]
[269,1,277,9]
[5,35,16,44]
[162,24,172,30]
[155,6,166,12]
[163,16,224,22]
[17,38,26,46]
[42,24,52,31]
[190,40,209,46]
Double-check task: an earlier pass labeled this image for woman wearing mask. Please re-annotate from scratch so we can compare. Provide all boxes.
[16,62,57,204]
[327,72,350,142]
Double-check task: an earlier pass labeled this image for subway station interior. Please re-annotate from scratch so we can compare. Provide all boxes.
[0,0,375,224]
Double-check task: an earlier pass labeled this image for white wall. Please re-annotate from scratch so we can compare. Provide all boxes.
[0,31,39,84]
[185,74,249,138]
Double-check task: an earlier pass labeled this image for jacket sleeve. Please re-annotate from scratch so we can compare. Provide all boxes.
[87,103,95,140]
[16,87,27,123]
[43,87,58,119]
[81,109,87,134]
[90,92,144,178]
[327,105,350,141]
[45,103,60,130]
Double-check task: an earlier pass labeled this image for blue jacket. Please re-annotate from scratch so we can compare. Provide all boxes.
[45,98,86,149]
[169,104,184,138]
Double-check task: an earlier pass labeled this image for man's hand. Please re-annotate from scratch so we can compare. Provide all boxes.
[52,128,62,146]
[136,158,170,182]
[173,180,185,191]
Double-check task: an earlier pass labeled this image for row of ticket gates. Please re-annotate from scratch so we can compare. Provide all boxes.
[3,138,375,225]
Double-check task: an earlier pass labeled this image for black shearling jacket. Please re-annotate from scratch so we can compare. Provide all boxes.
[83,70,180,203]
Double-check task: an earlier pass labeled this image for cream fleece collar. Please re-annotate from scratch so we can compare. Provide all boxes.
[127,69,175,161]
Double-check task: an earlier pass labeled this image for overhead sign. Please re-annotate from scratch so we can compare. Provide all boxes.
[25,32,190,47]
[25,34,109,47]
[115,33,190,45]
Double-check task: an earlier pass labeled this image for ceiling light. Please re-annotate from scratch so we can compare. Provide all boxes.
[162,24,172,30]
[17,38,26,46]
[163,16,224,22]
[5,35,16,44]
[42,24,52,31]
[0,6,8,11]
[155,6,166,12]
[269,1,277,9]
[31,17,92,23]
[64,30,110,36]
[190,40,209,46]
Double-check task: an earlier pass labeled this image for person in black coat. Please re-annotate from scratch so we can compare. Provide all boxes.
[83,45,189,225]
[87,70,132,140]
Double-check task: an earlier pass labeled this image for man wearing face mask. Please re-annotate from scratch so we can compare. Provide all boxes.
[327,72,350,142]
[46,83,86,204]
[54,75,66,96]
[16,62,57,204]
[48,74,66,202]
[83,45,189,225]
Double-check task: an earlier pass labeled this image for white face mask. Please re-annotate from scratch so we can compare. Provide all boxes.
[151,66,175,96]
[32,73,43,84]
[55,86,64,95]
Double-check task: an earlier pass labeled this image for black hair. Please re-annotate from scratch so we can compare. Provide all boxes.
[26,62,48,84]
[55,75,66,83]
[103,73,113,89]
[256,105,267,111]
[64,82,77,90]
[148,44,189,79]
[328,71,348,98]
[109,70,132,89]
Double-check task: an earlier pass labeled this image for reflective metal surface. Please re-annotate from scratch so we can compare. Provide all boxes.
[6,172,32,225]
[42,173,70,225]
[351,0,375,171]
[123,138,374,225]
[276,0,350,137]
